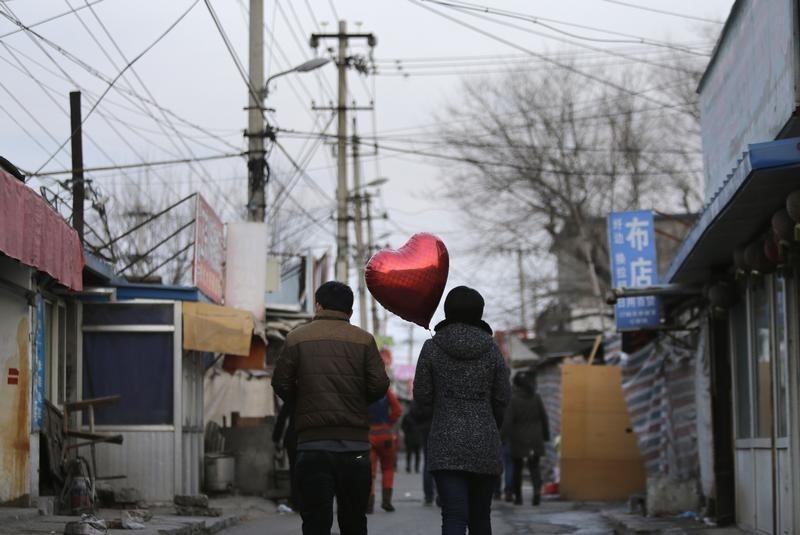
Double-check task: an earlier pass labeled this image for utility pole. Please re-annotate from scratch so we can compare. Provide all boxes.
[352,118,368,330]
[335,20,349,282]
[517,248,527,331]
[310,22,376,283]
[69,91,84,244]
[365,193,380,335]
[246,0,265,222]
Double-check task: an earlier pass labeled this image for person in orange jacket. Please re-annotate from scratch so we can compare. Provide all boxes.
[367,387,402,513]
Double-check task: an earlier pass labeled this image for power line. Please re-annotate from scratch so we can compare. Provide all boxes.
[265,114,333,220]
[0,0,106,39]
[0,38,242,153]
[202,0,264,108]
[0,0,202,176]
[26,151,245,177]
[407,0,677,108]
[419,0,709,56]
[600,0,724,25]
[276,130,703,177]
[78,0,241,212]
[327,0,340,21]
[416,0,704,75]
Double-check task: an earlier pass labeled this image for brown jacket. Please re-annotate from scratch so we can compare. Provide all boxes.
[271,309,389,444]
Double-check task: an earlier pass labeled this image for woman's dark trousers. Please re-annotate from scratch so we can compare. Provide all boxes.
[433,470,497,535]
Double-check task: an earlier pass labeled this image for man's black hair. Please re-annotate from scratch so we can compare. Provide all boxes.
[315,281,354,313]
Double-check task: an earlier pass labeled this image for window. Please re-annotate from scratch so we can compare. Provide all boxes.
[774,275,788,439]
[732,299,751,439]
[44,301,67,406]
[83,332,174,425]
[750,277,772,439]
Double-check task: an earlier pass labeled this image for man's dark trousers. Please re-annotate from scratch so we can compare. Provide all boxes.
[295,450,371,535]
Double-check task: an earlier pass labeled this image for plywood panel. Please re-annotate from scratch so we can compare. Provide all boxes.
[561,364,628,413]
[560,363,645,501]
[561,411,640,460]
[561,459,646,501]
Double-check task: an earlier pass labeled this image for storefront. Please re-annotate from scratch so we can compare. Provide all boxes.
[0,167,84,505]
[663,1,800,531]
[78,284,254,502]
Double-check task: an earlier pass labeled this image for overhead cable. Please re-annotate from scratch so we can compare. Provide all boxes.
[420,0,709,56]
[0,0,202,176]
[407,0,677,108]
[600,0,724,25]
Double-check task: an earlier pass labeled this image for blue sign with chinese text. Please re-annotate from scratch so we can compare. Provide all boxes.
[607,210,662,330]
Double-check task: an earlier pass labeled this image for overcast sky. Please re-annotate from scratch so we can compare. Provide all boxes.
[0,0,735,360]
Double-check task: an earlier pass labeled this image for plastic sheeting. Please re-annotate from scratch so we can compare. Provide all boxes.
[0,169,84,290]
[204,368,275,425]
[618,333,699,479]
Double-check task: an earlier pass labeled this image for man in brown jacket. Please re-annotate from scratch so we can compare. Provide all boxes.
[272,281,389,535]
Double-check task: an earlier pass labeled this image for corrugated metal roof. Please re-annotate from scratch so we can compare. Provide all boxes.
[666,137,800,284]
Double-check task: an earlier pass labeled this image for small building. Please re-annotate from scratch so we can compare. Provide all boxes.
[646,0,800,531]
[0,167,84,505]
[78,280,254,503]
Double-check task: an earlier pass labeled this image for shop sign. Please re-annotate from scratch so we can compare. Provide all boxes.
[607,210,662,330]
[193,194,225,303]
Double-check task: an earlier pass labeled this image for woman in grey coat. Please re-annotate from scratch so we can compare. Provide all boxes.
[502,371,550,506]
[413,286,511,535]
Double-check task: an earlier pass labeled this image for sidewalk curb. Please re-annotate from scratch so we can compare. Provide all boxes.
[0,507,40,523]
[601,510,688,535]
[147,512,239,534]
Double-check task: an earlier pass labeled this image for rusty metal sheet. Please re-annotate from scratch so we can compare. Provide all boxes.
[0,303,31,503]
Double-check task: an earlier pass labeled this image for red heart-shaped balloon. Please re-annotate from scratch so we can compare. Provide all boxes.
[365,233,449,329]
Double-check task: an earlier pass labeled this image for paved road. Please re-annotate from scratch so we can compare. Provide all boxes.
[222,469,614,535]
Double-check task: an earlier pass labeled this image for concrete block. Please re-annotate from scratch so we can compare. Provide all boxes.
[646,477,700,516]
[174,494,209,508]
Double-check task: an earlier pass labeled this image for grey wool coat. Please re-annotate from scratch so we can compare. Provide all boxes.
[413,323,511,475]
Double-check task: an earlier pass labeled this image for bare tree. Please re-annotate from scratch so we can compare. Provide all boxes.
[436,56,705,330]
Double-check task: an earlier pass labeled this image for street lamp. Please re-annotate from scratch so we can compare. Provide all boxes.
[248,57,331,222]
[263,57,330,97]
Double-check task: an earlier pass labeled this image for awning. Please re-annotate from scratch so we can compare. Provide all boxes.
[182,301,254,356]
[666,137,800,285]
[0,169,84,290]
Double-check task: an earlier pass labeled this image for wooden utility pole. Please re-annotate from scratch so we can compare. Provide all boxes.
[246,0,265,222]
[311,21,376,283]
[69,91,84,244]
[365,193,380,335]
[352,118,368,330]
[335,20,349,282]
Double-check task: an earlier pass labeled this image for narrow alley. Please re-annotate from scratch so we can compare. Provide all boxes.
[221,470,615,535]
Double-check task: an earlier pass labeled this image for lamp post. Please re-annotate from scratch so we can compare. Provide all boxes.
[349,176,389,332]
[264,57,330,97]
[247,57,330,222]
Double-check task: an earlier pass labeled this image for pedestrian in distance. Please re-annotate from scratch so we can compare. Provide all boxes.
[401,409,422,474]
[502,370,550,506]
[367,387,402,513]
[413,286,511,535]
[272,281,390,535]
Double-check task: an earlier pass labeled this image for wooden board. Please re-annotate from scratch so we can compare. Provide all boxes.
[560,363,645,501]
